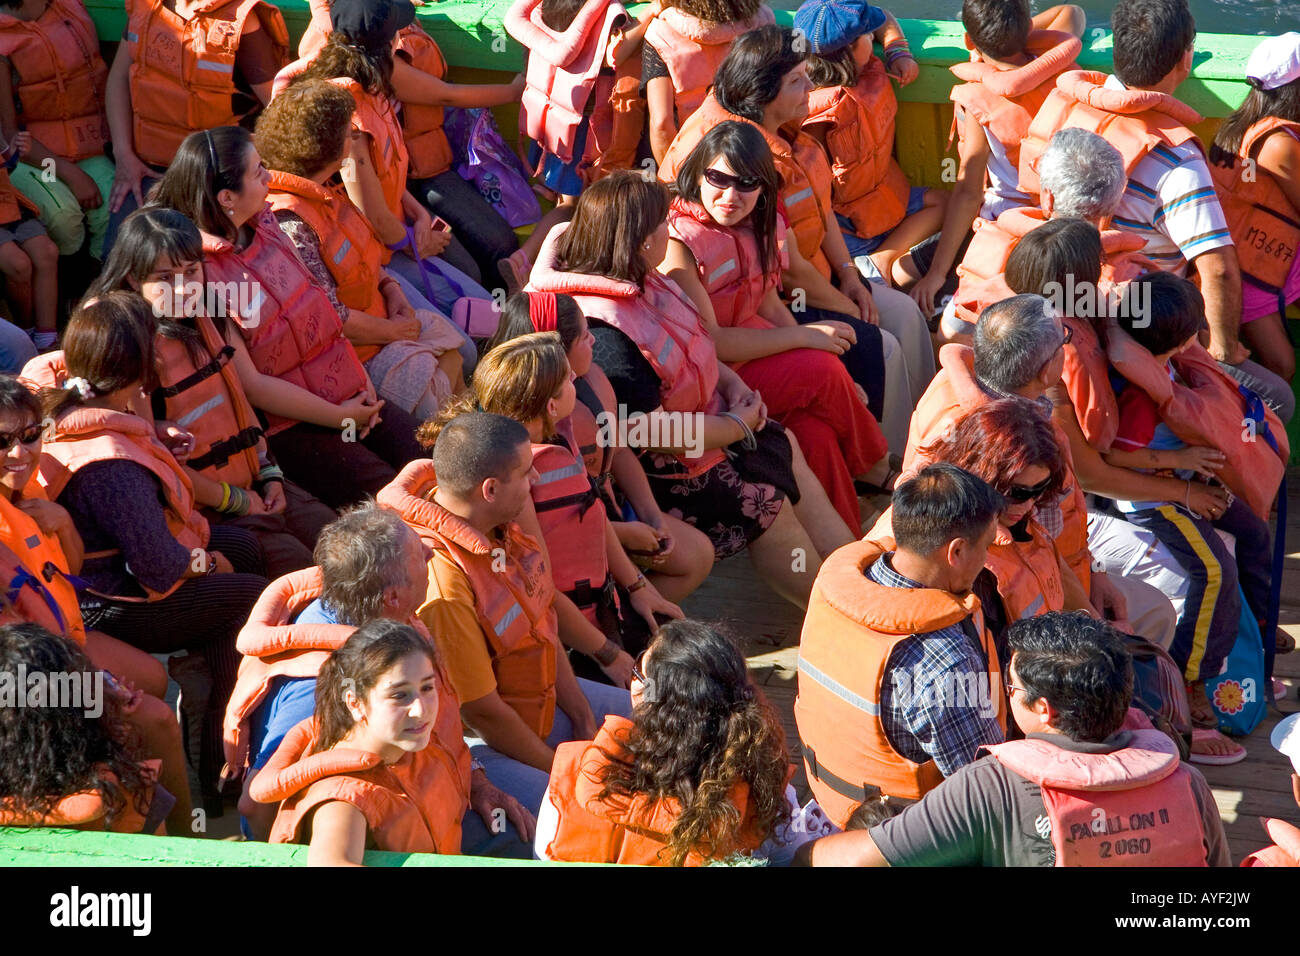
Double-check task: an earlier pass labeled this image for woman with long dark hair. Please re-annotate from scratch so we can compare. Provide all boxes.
[527,170,853,609]
[538,619,791,865]
[665,120,897,531]
[0,623,174,834]
[147,126,425,510]
[1209,32,1300,382]
[84,207,337,578]
[659,24,934,435]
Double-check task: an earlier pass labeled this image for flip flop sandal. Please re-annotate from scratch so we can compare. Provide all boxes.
[856,454,904,498]
[1188,727,1247,766]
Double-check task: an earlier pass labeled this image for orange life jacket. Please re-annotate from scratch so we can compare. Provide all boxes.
[297,1,455,181]
[1019,70,1204,199]
[903,343,1093,592]
[153,319,262,491]
[125,0,288,168]
[804,56,911,240]
[526,222,727,477]
[794,538,1003,827]
[38,406,210,601]
[949,29,1081,179]
[1105,335,1289,519]
[0,760,163,834]
[531,432,610,626]
[1209,117,1300,297]
[200,207,371,436]
[336,75,409,222]
[0,0,108,161]
[256,715,467,854]
[661,92,833,277]
[666,196,787,334]
[506,0,626,165]
[0,490,85,644]
[222,565,471,789]
[265,168,389,362]
[0,166,36,226]
[583,53,645,182]
[1059,315,1120,453]
[642,4,773,124]
[984,720,1207,866]
[1241,817,1300,867]
[376,460,559,739]
[543,713,769,864]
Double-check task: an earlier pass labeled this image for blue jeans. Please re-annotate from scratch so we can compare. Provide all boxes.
[466,677,633,821]
[838,186,927,258]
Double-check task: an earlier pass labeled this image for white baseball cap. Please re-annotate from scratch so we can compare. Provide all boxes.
[1246,32,1300,91]
[1271,712,1300,774]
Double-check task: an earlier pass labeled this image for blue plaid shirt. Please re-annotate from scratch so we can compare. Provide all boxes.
[869,554,1006,777]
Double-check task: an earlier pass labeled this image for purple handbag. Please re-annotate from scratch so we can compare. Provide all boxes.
[444,107,541,229]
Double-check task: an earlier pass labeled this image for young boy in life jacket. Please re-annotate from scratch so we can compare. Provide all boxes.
[506,0,660,206]
[906,0,1083,318]
[796,0,949,291]
[1208,32,1300,384]
[1103,272,1283,737]
[799,612,1231,867]
[376,411,633,816]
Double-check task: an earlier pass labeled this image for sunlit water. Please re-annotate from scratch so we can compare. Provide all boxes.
[766,0,1300,37]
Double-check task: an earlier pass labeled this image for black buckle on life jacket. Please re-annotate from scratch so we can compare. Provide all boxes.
[565,577,606,610]
[532,478,602,518]
[186,425,264,471]
[157,346,236,399]
[800,738,869,803]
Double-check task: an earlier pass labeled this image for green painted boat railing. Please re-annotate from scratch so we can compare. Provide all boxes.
[0,825,594,866]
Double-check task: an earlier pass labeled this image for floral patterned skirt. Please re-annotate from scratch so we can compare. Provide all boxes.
[643,423,797,560]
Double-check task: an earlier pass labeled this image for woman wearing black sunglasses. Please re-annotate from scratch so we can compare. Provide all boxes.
[904,396,1087,633]
[662,120,895,534]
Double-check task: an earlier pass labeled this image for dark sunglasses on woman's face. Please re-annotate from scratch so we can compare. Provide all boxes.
[0,422,42,453]
[1005,475,1053,503]
[703,167,762,193]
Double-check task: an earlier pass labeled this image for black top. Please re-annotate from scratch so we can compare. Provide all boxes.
[590,323,662,415]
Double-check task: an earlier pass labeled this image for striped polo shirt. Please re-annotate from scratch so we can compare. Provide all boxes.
[1102,75,1233,273]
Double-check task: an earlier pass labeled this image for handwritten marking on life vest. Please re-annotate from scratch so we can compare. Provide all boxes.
[49,887,151,936]
[491,547,507,573]
[1070,807,1169,845]
[40,157,56,183]
[940,157,957,184]
[789,287,807,313]
[790,548,806,573]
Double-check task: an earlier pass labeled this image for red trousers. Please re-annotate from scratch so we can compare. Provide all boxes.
[736,348,887,534]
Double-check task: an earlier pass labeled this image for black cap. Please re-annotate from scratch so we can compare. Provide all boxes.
[329,0,416,50]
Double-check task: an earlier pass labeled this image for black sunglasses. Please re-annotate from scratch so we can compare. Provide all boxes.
[703,167,762,193]
[630,650,648,684]
[0,422,43,452]
[1005,475,1054,503]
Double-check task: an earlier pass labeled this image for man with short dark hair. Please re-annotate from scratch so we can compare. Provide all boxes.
[800,611,1230,866]
[795,464,1007,828]
[1018,0,1294,422]
[378,412,632,816]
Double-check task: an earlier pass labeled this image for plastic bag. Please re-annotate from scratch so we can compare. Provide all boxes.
[1205,584,1267,737]
[443,107,540,229]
